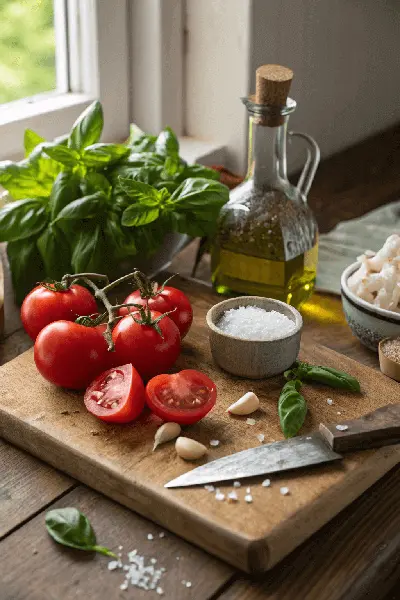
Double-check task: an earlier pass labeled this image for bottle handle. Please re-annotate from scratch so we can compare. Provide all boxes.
[288,131,320,199]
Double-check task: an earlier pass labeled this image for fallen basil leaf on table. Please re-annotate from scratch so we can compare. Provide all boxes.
[285,360,361,392]
[45,507,117,558]
[278,379,308,438]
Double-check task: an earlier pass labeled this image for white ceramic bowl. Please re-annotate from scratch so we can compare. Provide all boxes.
[341,262,400,352]
[206,296,303,379]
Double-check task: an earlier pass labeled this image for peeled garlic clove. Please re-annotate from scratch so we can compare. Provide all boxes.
[175,437,207,461]
[153,422,181,451]
[227,391,260,415]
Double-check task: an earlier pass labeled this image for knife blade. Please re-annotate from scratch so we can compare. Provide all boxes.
[165,432,342,488]
[165,403,400,489]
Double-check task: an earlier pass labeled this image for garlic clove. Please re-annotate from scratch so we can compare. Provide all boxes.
[153,422,181,451]
[175,437,207,461]
[227,391,260,415]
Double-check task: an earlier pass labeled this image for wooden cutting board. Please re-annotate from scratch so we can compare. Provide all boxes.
[0,279,399,573]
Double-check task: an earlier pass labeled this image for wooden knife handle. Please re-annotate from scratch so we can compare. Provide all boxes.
[319,404,400,453]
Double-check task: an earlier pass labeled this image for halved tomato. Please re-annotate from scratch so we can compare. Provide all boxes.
[84,364,145,423]
[145,369,217,425]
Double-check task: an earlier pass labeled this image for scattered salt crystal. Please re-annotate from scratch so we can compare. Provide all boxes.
[156,587,164,595]
[257,433,265,443]
[262,479,271,487]
[158,532,165,538]
[215,490,225,501]
[204,484,215,492]
[217,306,296,341]
[336,425,349,431]
[306,437,312,440]
[246,487,251,494]
[337,411,341,415]
[108,560,121,571]
[227,491,238,502]
[186,582,192,588]
[181,580,186,585]
[244,494,253,503]
[151,558,157,564]
[280,487,290,496]
[118,545,123,550]
[246,418,256,425]
[233,481,241,488]
[327,398,333,405]
[120,581,128,591]
[210,440,220,447]
[147,534,154,540]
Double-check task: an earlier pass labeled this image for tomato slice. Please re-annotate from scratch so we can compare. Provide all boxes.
[84,364,145,423]
[145,369,217,425]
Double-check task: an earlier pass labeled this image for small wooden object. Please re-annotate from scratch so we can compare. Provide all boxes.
[0,253,4,337]
[378,337,400,381]
[255,63,293,126]
[319,404,400,453]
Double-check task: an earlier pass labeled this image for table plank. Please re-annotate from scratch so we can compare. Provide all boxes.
[1,486,234,600]
[0,440,74,539]
[218,465,400,600]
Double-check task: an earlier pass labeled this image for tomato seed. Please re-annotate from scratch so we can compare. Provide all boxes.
[92,391,104,399]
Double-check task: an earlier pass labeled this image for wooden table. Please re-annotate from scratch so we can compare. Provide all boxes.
[1,125,400,599]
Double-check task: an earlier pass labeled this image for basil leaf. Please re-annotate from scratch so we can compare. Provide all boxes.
[49,172,81,220]
[0,160,53,199]
[37,225,71,280]
[171,177,229,208]
[127,123,157,152]
[122,205,160,227]
[125,152,165,168]
[7,236,45,305]
[118,178,164,205]
[178,163,220,182]
[0,199,47,242]
[24,129,46,157]
[71,224,104,272]
[103,212,137,259]
[278,380,307,438]
[81,143,130,167]
[45,507,116,558]
[155,126,179,156]
[54,191,105,222]
[68,100,104,151]
[80,172,111,197]
[44,145,80,168]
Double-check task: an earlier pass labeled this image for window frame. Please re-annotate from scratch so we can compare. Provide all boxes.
[0,0,130,161]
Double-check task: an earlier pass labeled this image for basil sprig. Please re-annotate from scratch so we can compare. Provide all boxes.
[278,380,307,438]
[45,507,117,558]
[0,101,228,304]
[284,360,361,392]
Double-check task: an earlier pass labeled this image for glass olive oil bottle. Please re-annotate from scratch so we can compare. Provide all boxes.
[211,64,320,308]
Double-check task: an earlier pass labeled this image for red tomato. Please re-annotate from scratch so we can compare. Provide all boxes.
[34,321,109,390]
[119,286,193,338]
[145,369,217,425]
[111,311,181,380]
[21,284,97,340]
[84,364,145,423]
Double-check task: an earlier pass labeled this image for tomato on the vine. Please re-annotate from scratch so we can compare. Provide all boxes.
[21,284,97,340]
[111,310,181,380]
[34,321,109,390]
[84,364,145,423]
[119,286,193,339]
[145,370,217,425]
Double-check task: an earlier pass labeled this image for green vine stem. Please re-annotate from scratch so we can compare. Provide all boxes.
[60,270,172,351]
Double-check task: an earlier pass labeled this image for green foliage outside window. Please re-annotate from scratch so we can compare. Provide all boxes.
[0,0,56,105]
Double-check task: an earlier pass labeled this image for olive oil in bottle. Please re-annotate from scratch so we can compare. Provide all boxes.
[211,64,320,308]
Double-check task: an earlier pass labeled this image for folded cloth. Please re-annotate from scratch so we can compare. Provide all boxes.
[317,200,400,295]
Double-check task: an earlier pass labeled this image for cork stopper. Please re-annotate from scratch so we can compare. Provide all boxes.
[254,64,293,126]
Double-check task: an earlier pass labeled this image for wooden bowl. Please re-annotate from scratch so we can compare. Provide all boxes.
[206,296,302,379]
[378,337,400,382]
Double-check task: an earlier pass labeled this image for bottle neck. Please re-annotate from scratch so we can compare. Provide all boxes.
[246,116,289,187]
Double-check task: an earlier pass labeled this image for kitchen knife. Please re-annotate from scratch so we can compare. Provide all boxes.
[165,404,400,488]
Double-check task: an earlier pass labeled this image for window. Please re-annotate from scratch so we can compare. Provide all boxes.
[0,0,130,160]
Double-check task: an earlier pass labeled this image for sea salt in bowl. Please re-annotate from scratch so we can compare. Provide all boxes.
[206,297,303,379]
